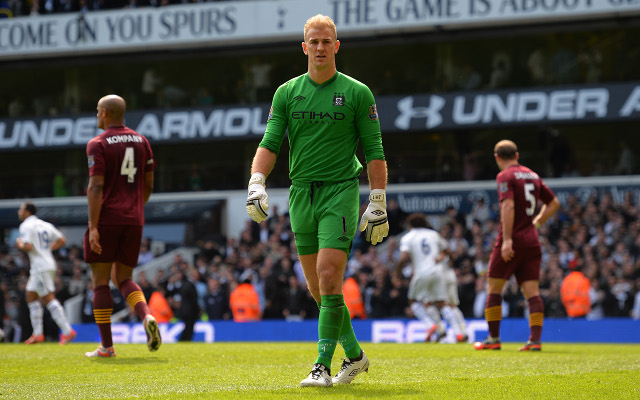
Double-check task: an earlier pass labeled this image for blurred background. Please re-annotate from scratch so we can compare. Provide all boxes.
[0,0,639,342]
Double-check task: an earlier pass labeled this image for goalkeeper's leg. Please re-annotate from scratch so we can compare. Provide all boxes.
[338,305,362,359]
[333,302,369,384]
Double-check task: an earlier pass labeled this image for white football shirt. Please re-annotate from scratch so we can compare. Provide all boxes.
[399,228,448,275]
[18,215,63,273]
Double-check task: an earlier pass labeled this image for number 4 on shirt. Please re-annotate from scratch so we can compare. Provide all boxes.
[121,147,137,183]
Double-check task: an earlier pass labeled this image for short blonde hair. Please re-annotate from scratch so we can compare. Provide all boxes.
[303,14,337,42]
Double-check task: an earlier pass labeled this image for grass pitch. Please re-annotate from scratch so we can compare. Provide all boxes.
[1,342,639,399]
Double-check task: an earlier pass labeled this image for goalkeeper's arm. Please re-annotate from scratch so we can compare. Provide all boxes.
[251,147,277,177]
[358,159,389,245]
[247,147,277,223]
[367,159,387,192]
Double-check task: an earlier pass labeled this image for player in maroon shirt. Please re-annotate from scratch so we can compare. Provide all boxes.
[474,140,559,351]
[83,94,161,357]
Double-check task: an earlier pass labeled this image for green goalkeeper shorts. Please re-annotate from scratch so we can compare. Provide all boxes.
[289,178,359,255]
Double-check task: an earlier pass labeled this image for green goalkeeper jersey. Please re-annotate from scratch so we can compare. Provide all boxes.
[259,71,385,183]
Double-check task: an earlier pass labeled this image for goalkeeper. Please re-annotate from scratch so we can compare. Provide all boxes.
[246,14,388,388]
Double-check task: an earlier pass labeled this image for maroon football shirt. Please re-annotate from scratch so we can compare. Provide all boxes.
[86,126,154,226]
[495,164,555,248]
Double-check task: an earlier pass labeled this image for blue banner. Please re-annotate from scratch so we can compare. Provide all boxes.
[70,318,640,344]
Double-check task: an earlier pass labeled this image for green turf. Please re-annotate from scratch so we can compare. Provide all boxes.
[1,342,639,399]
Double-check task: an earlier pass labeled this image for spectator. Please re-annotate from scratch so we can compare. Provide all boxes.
[549,36,578,84]
[190,267,208,311]
[67,262,87,297]
[229,277,261,322]
[140,68,162,109]
[204,277,230,320]
[614,140,635,175]
[457,64,482,90]
[343,276,366,320]
[0,283,5,341]
[137,270,155,302]
[175,268,200,341]
[386,198,407,237]
[560,261,591,318]
[189,164,203,191]
[468,198,492,227]
[488,54,510,89]
[138,238,154,266]
[282,275,307,321]
[149,286,173,323]
[631,279,640,320]
[527,44,547,84]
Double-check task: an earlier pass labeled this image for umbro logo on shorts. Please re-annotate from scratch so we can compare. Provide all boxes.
[293,95,306,101]
[338,236,349,242]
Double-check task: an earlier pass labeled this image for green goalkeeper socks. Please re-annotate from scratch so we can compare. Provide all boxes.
[315,294,344,370]
[338,304,362,360]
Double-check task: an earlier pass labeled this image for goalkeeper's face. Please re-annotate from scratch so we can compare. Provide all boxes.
[302,27,340,71]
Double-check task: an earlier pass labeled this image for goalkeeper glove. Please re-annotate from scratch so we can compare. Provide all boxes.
[246,172,269,223]
[358,189,389,245]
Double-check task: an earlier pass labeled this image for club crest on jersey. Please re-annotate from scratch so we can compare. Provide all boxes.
[499,182,509,193]
[368,104,379,121]
[87,155,95,168]
[333,93,346,106]
[267,105,274,122]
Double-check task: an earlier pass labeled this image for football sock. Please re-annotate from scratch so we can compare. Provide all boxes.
[46,299,72,335]
[452,306,468,335]
[426,305,443,330]
[527,295,544,342]
[338,302,362,360]
[119,279,151,320]
[485,293,502,339]
[28,301,44,336]
[315,294,343,370]
[441,305,460,335]
[410,302,436,327]
[93,285,114,348]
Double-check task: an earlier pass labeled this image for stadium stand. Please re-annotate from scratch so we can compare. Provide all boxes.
[1,183,639,342]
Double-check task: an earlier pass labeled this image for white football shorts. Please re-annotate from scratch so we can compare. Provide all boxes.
[408,268,447,304]
[26,270,56,297]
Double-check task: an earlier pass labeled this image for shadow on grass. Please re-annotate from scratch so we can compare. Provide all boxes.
[86,356,169,365]
[271,383,426,398]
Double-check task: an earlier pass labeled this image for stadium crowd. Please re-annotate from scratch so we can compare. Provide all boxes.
[1,191,640,342]
[1,0,240,18]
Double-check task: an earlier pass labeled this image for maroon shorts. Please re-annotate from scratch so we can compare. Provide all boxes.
[83,225,143,268]
[488,244,542,285]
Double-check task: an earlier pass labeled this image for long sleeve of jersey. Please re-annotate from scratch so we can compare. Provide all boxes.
[355,85,385,163]
[259,83,289,156]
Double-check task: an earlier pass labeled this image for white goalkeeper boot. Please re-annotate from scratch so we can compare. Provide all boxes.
[332,350,369,384]
[300,363,333,387]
